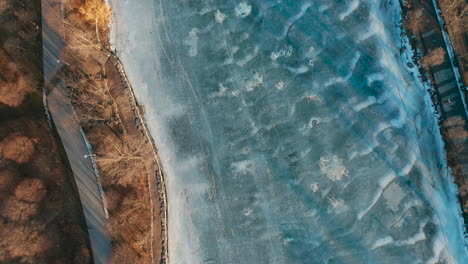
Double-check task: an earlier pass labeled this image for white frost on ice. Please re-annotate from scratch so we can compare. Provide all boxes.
[328,196,344,208]
[310,182,319,192]
[383,183,405,212]
[235,2,252,18]
[275,81,285,90]
[271,46,292,61]
[237,46,260,67]
[318,154,349,182]
[184,28,199,57]
[214,9,227,24]
[232,160,254,175]
[243,208,253,216]
[246,72,264,91]
[339,0,359,21]
[309,117,320,128]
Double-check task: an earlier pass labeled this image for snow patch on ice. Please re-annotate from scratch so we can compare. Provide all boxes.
[246,72,264,91]
[318,154,349,182]
[214,9,227,24]
[339,0,359,21]
[271,46,292,61]
[235,2,252,18]
[184,28,199,57]
[275,81,285,90]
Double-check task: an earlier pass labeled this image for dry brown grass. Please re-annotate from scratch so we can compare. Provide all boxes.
[1,198,39,222]
[0,135,35,163]
[421,47,446,68]
[14,178,47,203]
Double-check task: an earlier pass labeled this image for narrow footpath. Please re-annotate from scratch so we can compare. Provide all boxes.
[41,0,112,263]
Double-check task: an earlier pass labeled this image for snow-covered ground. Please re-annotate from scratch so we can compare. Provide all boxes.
[109,0,467,263]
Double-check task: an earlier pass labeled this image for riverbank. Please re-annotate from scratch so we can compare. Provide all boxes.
[42,0,168,262]
[0,0,92,262]
[401,0,468,233]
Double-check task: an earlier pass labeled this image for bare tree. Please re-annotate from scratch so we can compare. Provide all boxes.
[96,134,150,186]
[440,0,467,27]
[14,178,47,203]
[1,198,40,222]
[78,0,112,43]
[63,71,116,127]
[421,47,446,68]
[65,22,103,59]
[0,2,10,13]
[404,10,424,36]
[0,222,52,262]
[0,135,35,163]
[0,75,36,107]
[110,243,142,264]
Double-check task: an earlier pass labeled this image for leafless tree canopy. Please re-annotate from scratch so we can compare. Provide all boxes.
[0,222,52,262]
[404,10,424,36]
[0,135,35,163]
[439,0,468,28]
[14,178,47,203]
[0,74,36,107]
[1,198,40,222]
[78,0,112,42]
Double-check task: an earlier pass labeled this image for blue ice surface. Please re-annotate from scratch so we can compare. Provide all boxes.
[109,0,468,263]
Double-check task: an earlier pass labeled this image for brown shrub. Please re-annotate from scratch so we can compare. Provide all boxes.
[421,47,446,68]
[0,222,52,261]
[0,168,20,195]
[1,198,39,222]
[14,178,47,203]
[0,75,35,107]
[0,135,35,163]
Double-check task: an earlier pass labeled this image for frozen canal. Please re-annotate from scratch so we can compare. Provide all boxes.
[109,0,467,263]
